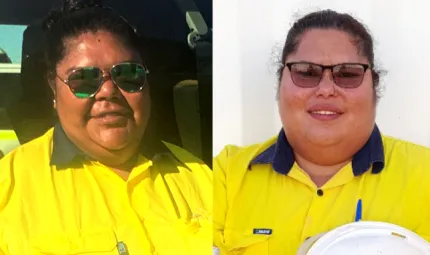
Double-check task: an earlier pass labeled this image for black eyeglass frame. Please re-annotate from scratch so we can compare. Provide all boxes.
[284,61,370,88]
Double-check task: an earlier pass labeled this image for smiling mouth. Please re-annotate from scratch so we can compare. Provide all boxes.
[308,110,343,120]
[309,110,341,115]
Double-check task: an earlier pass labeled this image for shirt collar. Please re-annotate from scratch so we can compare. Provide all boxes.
[249,125,385,176]
[50,123,87,169]
[50,123,149,170]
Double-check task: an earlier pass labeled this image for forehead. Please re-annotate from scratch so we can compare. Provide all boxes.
[60,31,140,70]
[287,29,368,64]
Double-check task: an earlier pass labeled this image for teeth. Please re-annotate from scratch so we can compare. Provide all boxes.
[312,111,337,115]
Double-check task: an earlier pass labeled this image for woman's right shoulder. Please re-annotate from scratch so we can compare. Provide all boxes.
[214,135,278,172]
[0,129,53,165]
[0,129,54,211]
[0,129,54,180]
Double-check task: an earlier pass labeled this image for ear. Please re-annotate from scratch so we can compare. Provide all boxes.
[45,71,56,94]
[48,78,57,91]
[48,80,56,92]
[48,81,57,109]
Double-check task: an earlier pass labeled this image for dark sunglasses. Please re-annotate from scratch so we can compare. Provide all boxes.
[284,62,369,88]
[57,62,149,98]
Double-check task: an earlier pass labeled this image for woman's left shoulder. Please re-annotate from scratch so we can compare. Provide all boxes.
[152,141,212,181]
[381,135,430,173]
[382,135,430,158]
[150,142,212,211]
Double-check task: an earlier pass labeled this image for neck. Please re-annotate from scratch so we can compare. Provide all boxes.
[104,152,139,171]
[294,151,351,187]
[86,148,139,181]
[72,139,140,171]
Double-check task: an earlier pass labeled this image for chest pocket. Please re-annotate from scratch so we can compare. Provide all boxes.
[145,215,212,255]
[31,230,118,255]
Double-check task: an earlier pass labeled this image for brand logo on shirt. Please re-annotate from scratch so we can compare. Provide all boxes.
[253,228,273,235]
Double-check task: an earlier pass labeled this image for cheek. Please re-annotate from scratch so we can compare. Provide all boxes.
[278,81,310,114]
[55,84,90,124]
[344,86,375,115]
[124,91,150,123]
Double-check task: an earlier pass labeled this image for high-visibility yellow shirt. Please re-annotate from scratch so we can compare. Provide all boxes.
[0,124,212,255]
[0,129,20,158]
[214,125,430,255]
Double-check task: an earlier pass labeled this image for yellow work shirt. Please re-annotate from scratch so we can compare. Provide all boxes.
[0,124,212,255]
[214,125,430,255]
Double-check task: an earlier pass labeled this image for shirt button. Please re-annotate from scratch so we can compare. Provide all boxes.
[317,189,324,196]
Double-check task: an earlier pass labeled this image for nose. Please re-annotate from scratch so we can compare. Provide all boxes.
[315,69,336,98]
[94,75,122,100]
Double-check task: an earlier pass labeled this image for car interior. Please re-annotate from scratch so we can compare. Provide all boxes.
[0,0,213,166]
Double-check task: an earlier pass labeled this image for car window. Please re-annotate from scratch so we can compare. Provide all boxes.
[0,24,25,110]
[0,24,26,63]
[0,24,26,157]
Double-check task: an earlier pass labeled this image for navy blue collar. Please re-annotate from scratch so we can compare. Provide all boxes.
[249,125,385,176]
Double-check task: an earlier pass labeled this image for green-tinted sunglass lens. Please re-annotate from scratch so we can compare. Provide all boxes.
[68,67,102,98]
[111,63,146,92]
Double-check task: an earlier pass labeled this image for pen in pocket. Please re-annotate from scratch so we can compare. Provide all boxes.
[355,199,362,222]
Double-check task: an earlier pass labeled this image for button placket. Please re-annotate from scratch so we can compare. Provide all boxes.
[300,188,327,241]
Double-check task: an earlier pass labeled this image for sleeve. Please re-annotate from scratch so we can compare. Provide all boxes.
[157,142,214,255]
[0,154,14,255]
[415,165,430,241]
[213,145,240,253]
[0,155,13,210]
[416,217,430,242]
[161,141,213,211]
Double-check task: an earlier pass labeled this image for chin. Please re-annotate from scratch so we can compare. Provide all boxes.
[99,140,131,151]
[309,137,340,147]
[95,132,135,151]
[306,131,342,146]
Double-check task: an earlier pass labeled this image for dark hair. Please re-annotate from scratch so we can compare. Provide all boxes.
[42,0,142,86]
[277,10,385,99]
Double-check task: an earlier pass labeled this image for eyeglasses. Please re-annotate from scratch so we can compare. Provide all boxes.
[284,62,369,88]
[57,62,149,98]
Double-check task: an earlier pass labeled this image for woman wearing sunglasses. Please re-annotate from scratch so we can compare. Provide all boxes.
[213,10,430,255]
[0,0,211,254]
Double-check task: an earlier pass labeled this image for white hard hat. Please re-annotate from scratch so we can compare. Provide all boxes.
[297,221,430,255]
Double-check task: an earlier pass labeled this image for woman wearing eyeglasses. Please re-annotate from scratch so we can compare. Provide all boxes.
[0,0,211,254]
[213,10,430,255]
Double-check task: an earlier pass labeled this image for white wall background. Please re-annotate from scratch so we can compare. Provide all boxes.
[213,0,430,155]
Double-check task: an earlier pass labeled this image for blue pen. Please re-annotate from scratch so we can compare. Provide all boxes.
[355,199,362,222]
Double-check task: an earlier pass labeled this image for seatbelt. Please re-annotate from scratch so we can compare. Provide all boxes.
[171,0,212,168]
[171,0,209,48]
[194,40,212,168]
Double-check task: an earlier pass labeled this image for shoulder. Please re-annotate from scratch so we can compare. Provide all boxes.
[0,128,53,170]
[214,136,278,171]
[0,129,54,211]
[382,135,430,165]
[151,142,213,211]
[381,135,430,193]
[158,141,211,173]
[152,141,212,186]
